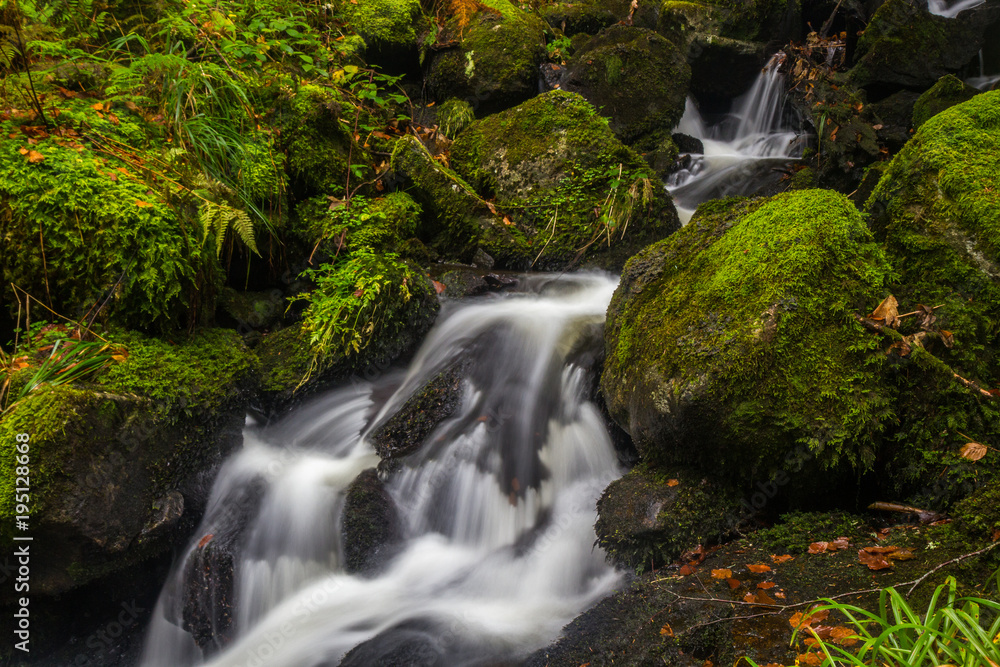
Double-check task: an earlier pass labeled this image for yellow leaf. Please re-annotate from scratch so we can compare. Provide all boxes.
[135,200,152,207]
[27,150,44,163]
[659,623,674,637]
[710,569,732,580]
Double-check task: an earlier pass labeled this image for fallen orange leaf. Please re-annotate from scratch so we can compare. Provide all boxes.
[747,563,772,573]
[711,569,732,580]
[771,554,794,564]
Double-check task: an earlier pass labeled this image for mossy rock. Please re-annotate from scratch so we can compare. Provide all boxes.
[564,25,691,144]
[425,0,546,115]
[450,90,680,271]
[293,192,424,260]
[538,1,619,35]
[658,0,799,43]
[866,91,1000,384]
[686,34,768,101]
[601,190,892,488]
[338,0,429,70]
[912,74,980,129]
[0,329,256,597]
[848,0,1000,91]
[390,134,502,262]
[595,464,742,569]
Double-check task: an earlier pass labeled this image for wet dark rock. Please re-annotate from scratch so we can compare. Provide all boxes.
[849,0,1000,92]
[370,363,466,461]
[182,536,236,654]
[595,466,741,569]
[139,491,185,543]
[672,133,704,155]
[687,35,768,103]
[342,468,405,576]
[339,621,445,667]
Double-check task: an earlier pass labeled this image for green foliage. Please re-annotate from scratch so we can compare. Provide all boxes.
[761,576,1000,666]
[300,251,416,371]
[437,98,474,139]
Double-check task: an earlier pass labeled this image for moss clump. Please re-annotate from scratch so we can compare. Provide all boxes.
[658,0,793,43]
[450,90,679,270]
[295,192,423,257]
[426,0,546,113]
[102,328,258,415]
[0,99,214,329]
[750,511,869,554]
[912,75,980,130]
[602,190,892,487]
[436,98,475,139]
[564,26,690,144]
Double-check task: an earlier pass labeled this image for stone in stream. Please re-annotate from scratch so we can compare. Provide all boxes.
[182,536,237,654]
[342,468,405,576]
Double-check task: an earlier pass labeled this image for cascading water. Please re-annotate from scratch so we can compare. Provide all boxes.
[927,0,983,18]
[666,53,808,223]
[139,274,625,667]
[967,49,1000,91]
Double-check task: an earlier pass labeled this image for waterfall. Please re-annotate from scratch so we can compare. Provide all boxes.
[666,52,807,223]
[138,274,625,667]
[927,0,984,18]
[966,49,1000,91]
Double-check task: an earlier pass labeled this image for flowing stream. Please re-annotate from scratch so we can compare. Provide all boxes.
[927,0,984,18]
[139,274,624,666]
[666,53,807,223]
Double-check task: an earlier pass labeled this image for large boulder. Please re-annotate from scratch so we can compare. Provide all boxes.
[848,0,1000,92]
[563,25,691,144]
[338,0,429,70]
[425,0,547,115]
[341,468,404,576]
[601,190,893,488]
[0,329,257,599]
[450,90,681,270]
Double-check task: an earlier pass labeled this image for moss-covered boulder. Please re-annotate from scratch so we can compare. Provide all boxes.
[602,191,892,489]
[256,252,439,415]
[0,329,257,598]
[595,464,742,569]
[849,0,1000,91]
[864,92,1000,501]
[563,26,690,144]
[538,1,619,36]
[425,0,546,115]
[912,74,980,129]
[450,90,681,270]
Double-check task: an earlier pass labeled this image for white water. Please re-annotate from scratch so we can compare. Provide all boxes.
[666,52,807,224]
[967,49,1000,91]
[140,274,624,667]
[927,0,984,18]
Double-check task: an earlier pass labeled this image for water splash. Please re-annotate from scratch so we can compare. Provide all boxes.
[139,273,624,667]
[667,52,807,223]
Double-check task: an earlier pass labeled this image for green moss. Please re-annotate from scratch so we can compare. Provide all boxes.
[437,98,475,139]
[257,324,315,393]
[658,0,790,42]
[103,328,257,415]
[603,190,893,484]
[751,511,869,554]
[912,75,979,130]
[339,0,424,47]
[0,97,214,329]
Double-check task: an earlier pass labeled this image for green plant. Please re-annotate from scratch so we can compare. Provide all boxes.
[748,575,1000,666]
[298,250,416,382]
[546,34,571,61]
[437,98,474,139]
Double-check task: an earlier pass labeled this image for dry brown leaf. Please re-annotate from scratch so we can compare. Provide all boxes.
[887,548,916,561]
[916,304,937,330]
[755,590,777,605]
[960,442,988,461]
[666,479,680,487]
[747,563,771,573]
[727,578,741,590]
[790,608,829,629]
[27,150,44,163]
[858,548,892,571]
[940,330,955,349]
[679,564,696,576]
[830,537,851,550]
[808,542,828,554]
[757,581,776,589]
[830,626,860,646]
[743,592,756,603]
[659,623,674,637]
[771,554,794,564]
[18,147,28,155]
[796,652,823,666]
[135,200,152,207]
[710,569,732,580]
[870,295,900,329]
